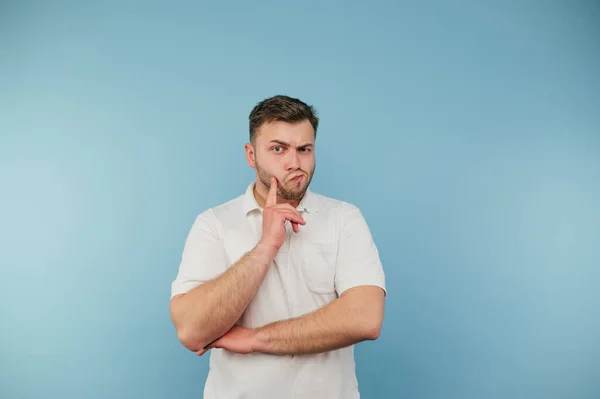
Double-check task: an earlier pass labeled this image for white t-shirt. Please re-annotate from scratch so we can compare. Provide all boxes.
[171,182,386,399]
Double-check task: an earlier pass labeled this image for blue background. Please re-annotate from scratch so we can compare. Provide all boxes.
[1,1,599,398]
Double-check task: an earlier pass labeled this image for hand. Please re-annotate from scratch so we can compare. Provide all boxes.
[196,325,257,356]
[259,177,306,250]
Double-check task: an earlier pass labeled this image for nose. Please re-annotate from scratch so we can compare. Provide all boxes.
[286,149,300,171]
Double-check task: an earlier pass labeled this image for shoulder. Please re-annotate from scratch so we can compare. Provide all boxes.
[208,193,245,220]
[190,193,245,232]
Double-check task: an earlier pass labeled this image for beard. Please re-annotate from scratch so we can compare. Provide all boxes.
[256,160,315,201]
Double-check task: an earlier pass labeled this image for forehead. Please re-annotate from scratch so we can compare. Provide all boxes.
[255,120,315,145]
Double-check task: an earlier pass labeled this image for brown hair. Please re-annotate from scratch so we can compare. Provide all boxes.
[249,95,319,144]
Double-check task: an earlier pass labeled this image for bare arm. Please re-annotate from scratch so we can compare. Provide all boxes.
[199,201,387,357]
[170,243,276,351]
[252,286,385,355]
[170,177,305,352]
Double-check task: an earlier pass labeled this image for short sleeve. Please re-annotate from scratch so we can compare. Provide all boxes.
[334,205,386,296]
[170,209,227,299]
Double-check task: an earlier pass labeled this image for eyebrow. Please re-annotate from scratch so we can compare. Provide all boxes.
[268,140,313,148]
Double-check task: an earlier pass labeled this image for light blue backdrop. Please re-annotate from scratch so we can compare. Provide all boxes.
[1,1,598,398]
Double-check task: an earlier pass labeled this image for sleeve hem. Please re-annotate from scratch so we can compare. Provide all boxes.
[336,280,387,297]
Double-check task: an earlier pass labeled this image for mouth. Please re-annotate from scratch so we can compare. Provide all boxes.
[289,174,304,181]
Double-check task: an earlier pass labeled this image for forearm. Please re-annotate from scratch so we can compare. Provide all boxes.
[171,243,276,351]
[253,288,383,355]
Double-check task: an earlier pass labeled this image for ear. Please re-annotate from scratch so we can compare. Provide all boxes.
[245,143,256,168]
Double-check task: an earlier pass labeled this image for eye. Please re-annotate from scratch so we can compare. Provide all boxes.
[300,147,312,153]
[273,146,284,153]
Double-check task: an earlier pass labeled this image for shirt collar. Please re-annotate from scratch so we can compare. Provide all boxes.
[242,181,319,215]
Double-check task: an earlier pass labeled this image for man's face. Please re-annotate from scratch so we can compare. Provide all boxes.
[249,119,316,201]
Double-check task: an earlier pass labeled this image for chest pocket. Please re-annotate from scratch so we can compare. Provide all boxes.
[300,242,338,294]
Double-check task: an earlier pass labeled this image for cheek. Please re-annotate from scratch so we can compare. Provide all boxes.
[302,157,315,170]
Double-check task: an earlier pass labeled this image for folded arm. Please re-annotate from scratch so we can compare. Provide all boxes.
[203,285,385,356]
[169,210,281,352]
[198,203,387,357]
[170,243,275,352]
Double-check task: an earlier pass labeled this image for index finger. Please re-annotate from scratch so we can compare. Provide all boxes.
[266,177,277,207]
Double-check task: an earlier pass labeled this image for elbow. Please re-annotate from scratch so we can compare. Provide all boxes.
[349,306,383,341]
[177,328,207,352]
[360,315,383,341]
[170,299,209,352]
[343,286,385,342]
[356,307,383,341]
[363,323,381,341]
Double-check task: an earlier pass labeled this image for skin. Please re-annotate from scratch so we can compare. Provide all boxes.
[169,177,305,351]
[247,120,317,219]
[170,118,385,356]
[198,284,385,356]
